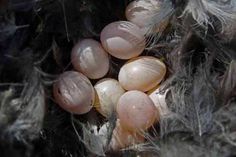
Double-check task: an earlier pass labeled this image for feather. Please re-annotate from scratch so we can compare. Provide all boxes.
[218,60,236,105]
[0,70,45,143]
[182,0,236,35]
[9,0,37,12]
[163,53,217,137]
[71,111,117,156]
[144,0,175,46]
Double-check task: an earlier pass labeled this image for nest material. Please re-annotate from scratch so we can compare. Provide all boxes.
[0,0,236,157]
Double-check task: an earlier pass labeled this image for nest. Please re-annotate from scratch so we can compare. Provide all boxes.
[0,0,236,157]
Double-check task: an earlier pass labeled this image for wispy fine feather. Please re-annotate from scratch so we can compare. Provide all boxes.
[0,70,45,143]
[190,64,216,136]
[72,120,106,156]
[163,58,217,137]
[71,112,117,156]
[144,0,175,46]
[218,60,236,105]
[182,0,236,33]
[213,102,236,145]
[5,71,45,142]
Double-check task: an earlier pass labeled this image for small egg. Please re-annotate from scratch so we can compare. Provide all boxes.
[149,87,170,116]
[100,21,146,59]
[71,39,110,79]
[118,56,166,92]
[94,78,125,117]
[53,71,95,114]
[125,0,160,28]
[116,91,157,132]
[110,120,145,150]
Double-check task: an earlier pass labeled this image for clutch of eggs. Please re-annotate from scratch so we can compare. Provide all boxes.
[52,13,168,151]
[53,71,95,114]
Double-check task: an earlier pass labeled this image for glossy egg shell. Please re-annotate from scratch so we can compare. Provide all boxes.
[118,56,166,92]
[100,21,145,59]
[53,71,95,114]
[116,90,157,132]
[71,39,110,79]
[94,78,125,117]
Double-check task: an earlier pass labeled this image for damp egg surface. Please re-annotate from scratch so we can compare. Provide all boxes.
[125,0,160,28]
[94,78,125,117]
[116,91,157,132]
[118,56,166,92]
[100,21,145,59]
[71,39,110,79]
[53,71,95,114]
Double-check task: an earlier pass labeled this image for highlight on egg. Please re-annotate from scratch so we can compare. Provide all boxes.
[100,21,146,59]
[116,90,158,132]
[94,78,125,117]
[71,39,110,79]
[125,0,160,28]
[118,56,166,92]
[53,71,95,114]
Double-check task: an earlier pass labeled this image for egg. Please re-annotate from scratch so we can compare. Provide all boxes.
[100,21,146,59]
[116,90,158,132]
[94,78,125,117]
[149,87,170,116]
[110,120,145,150]
[53,71,95,114]
[125,0,160,28]
[71,39,110,79]
[118,56,166,92]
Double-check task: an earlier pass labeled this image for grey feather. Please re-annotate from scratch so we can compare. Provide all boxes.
[144,0,175,46]
[182,0,236,36]
[0,69,45,143]
[218,60,236,105]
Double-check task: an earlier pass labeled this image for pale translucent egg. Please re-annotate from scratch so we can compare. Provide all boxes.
[71,39,110,79]
[53,71,95,114]
[94,78,125,117]
[116,90,157,132]
[125,0,160,28]
[118,56,166,92]
[149,86,170,117]
[100,21,145,59]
